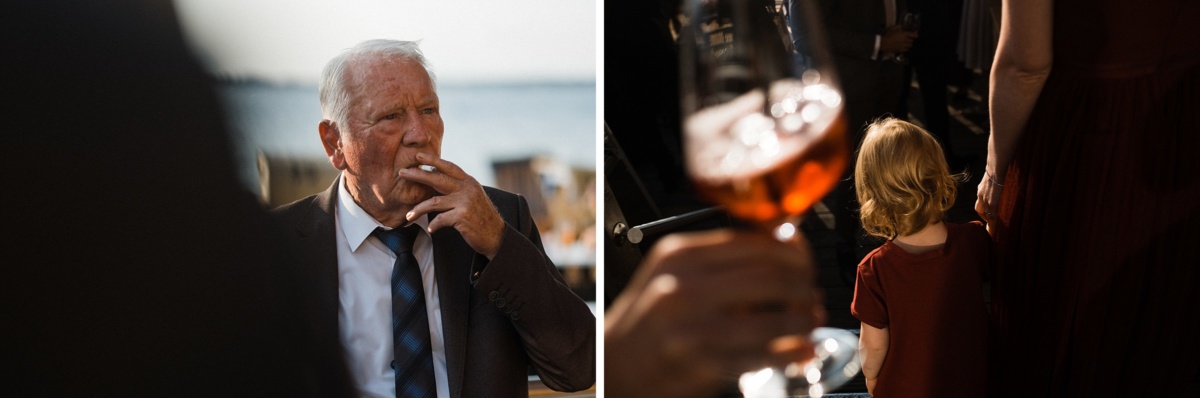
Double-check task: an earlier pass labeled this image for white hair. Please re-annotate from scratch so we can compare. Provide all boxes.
[319,39,437,128]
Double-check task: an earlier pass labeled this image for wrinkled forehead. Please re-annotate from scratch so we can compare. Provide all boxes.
[344,56,433,96]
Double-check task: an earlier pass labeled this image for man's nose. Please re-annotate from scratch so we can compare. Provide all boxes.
[402,118,430,146]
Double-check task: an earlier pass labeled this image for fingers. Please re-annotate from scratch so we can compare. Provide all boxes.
[632,229,824,368]
[406,194,452,224]
[637,229,820,310]
[683,263,817,312]
[648,280,820,343]
[659,313,817,373]
[975,180,999,222]
[975,184,991,221]
[646,235,819,316]
[606,228,831,396]
[637,280,819,373]
[714,310,817,354]
[415,152,465,178]
[398,154,481,222]
[975,182,988,220]
[398,153,469,195]
[647,229,814,276]
[899,32,917,51]
[881,33,917,54]
[399,153,505,257]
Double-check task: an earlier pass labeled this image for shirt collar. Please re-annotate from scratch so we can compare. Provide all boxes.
[336,173,430,253]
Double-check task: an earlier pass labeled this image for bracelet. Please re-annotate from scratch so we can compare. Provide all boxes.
[986,171,1004,187]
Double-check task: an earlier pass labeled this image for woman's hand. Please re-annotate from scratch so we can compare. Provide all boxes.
[975,170,1003,224]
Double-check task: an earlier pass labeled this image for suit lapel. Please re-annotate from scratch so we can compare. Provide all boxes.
[431,214,473,398]
[295,177,343,342]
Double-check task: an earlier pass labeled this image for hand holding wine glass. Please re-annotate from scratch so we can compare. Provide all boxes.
[604,229,825,398]
[677,0,862,396]
[890,12,921,63]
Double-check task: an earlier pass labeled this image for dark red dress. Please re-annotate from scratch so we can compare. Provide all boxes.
[990,0,1200,396]
[852,222,991,398]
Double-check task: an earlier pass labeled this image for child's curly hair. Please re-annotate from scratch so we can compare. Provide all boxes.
[854,117,963,239]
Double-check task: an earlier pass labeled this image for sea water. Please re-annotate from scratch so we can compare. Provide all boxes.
[214,80,597,193]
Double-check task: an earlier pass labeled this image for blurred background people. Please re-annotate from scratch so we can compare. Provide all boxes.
[899,0,973,171]
[809,0,919,280]
[811,0,916,147]
[953,0,1000,117]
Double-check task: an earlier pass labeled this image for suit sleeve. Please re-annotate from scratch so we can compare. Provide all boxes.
[469,193,596,392]
[813,0,880,60]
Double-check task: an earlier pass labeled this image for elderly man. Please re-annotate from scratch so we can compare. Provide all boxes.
[271,39,595,397]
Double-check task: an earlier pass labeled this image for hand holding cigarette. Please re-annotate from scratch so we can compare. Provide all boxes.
[398,152,506,259]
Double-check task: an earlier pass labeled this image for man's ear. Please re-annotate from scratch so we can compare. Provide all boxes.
[319,120,347,170]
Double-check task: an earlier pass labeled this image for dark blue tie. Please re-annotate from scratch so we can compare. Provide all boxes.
[374,225,436,398]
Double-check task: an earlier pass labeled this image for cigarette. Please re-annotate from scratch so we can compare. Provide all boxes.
[419,164,437,172]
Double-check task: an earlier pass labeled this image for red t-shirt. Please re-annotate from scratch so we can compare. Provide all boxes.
[851,221,991,398]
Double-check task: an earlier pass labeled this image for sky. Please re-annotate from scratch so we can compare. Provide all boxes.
[170,0,600,197]
[172,0,597,85]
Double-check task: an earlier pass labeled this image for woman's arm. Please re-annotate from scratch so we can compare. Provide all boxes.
[859,322,889,395]
[976,0,1054,221]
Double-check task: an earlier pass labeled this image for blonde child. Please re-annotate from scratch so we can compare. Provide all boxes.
[850,118,990,397]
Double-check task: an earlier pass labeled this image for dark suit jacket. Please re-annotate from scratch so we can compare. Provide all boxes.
[271,178,596,397]
[811,0,909,143]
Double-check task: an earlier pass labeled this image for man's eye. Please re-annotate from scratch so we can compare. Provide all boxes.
[422,108,436,115]
[384,113,399,120]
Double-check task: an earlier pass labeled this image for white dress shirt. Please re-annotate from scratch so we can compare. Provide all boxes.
[334,177,449,398]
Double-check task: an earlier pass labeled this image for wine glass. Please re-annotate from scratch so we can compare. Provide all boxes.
[677,0,861,397]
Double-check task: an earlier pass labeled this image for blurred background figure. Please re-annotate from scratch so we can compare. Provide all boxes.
[977,0,1200,395]
[810,0,914,147]
[953,0,999,118]
[898,0,972,171]
[806,0,917,288]
[1,1,353,396]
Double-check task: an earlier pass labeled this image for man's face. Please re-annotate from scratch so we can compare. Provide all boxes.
[333,57,444,213]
